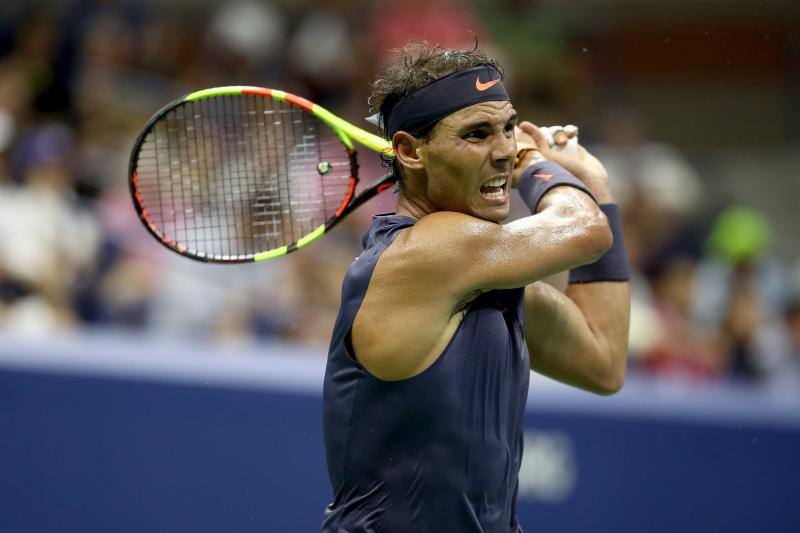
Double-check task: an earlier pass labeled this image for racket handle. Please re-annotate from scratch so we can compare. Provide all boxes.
[540,125,579,156]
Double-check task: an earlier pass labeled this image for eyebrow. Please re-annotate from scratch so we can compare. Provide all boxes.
[461,112,518,131]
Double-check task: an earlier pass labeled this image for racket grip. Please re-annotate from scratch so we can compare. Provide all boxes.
[539,125,579,156]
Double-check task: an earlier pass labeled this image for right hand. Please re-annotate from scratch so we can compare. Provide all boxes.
[517,121,613,204]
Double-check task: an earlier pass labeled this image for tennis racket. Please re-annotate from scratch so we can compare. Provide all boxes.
[129,86,396,264]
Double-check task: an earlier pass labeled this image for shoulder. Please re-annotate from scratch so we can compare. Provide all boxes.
[380,211,499,280]
[349,213,478,381]
[403,211,498,244]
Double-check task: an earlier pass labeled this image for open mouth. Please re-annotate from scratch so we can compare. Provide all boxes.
[480,176,508,200]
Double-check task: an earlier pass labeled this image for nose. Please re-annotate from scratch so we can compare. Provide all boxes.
[491,129,516,168]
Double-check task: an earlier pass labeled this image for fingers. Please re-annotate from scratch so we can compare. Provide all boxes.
[527,124,587,177]
[515,121,606,193]
[517,121,582,169]
[520,122,576,151]
[548,125,580,157]
[518,121,536,135]
[521,122,550,154]
[550,125,578,148]
[554,129,569,148]
[514,124,538,151]
[514,122,543,170]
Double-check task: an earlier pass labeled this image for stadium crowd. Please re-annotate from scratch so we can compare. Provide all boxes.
[1,0,798,394]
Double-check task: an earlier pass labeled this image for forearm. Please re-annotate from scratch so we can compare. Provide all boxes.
[525,281,628,394]
[562,201,631,389]
[523,195,631,393]
[515,124,630,392]
[564,281,630,390]
[515,161,612,268]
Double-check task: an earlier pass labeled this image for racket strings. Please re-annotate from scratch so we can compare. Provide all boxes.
[134,95,353,259]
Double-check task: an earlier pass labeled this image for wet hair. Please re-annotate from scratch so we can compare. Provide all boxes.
[368,42,504,182]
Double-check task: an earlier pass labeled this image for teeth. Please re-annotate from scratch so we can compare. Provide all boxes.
[482,189,505,198]
[484,177,506,187]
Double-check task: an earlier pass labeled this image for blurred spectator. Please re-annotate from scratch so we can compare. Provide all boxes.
[591,108,704,270]
[637,255,727,382]
[368,0,486,61]
[719,263,770,380]
[0,123,100,335]
[287,0,357,104]
[695,207,791,385]
[588,107,718,382]
[761,298,800,394]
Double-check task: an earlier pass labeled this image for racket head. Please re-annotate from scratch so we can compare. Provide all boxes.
[129,86,367,264]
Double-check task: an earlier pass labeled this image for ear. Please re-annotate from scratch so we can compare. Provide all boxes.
[392,131,425,171]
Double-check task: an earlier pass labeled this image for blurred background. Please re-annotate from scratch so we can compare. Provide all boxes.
[0,0,798,532]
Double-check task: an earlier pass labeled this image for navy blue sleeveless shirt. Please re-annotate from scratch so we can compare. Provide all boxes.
[322,214,530,532]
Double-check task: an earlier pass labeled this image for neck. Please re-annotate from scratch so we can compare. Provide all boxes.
[395,189,437,220]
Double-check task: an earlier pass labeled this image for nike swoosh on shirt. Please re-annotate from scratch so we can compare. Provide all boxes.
[475,76,501,91]
[533,172,553,181]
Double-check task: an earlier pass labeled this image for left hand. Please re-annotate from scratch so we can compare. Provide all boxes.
[511,125,546,188]
[516,121,613,203]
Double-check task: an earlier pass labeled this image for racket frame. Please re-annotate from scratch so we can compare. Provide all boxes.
[129,86,396,263]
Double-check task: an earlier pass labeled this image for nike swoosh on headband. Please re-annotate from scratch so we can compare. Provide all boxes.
[475,76,501,91]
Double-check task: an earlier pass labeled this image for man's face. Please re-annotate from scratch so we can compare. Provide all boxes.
[417,100,517,222]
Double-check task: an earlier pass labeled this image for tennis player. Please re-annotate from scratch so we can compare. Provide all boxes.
[322,44,630,532]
